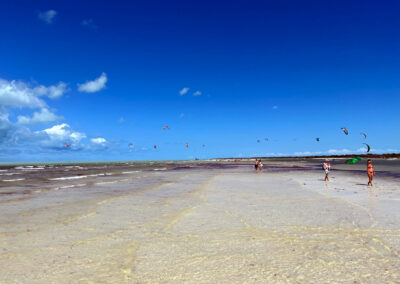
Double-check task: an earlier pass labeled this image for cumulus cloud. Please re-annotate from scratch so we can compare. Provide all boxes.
[38,10,57,24]
[17,108,63,125]
[78,72,107,93]
[40,123,86,144]
[81,19,97,30]
[193,90,202,96]
[1,79,45,108]
[0,76,112,156]
[0,120,88,152]
[179,87,189,96]
[0,76,72,152]
[0,78,67,109]
[91,137,107,144]
[33,82,67,99]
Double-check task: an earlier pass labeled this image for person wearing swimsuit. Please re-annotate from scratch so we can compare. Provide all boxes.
[323,159,331,181]
[258,160,263,172]
[254,159,258,171]
[367,159,375,186]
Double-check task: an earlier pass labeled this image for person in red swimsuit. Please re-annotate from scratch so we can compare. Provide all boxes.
[367,159,375,186]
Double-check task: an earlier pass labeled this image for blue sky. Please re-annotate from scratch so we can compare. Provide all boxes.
[0,0,399,161]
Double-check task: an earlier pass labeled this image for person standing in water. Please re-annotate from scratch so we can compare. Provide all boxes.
[258,160,263,172]
[323,159,331,181]
[254,159,258,171]
[367,159,375,186]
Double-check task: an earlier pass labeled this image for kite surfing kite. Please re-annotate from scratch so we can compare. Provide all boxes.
[360,132,367,139]
[264,138,269,142]
[163,126,170,130]
[185,142,189,148]
[202,144,206,147]
[257,140,261,143]
[65,143,69,148]
[128,142,133,147]
[316,138,320,142]
[154,145,157,149]
[363,143,371,153]
[345,156,362,164]
[341,127,349,135]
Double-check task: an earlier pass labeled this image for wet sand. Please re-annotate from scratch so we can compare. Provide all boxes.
[1,162,400,283]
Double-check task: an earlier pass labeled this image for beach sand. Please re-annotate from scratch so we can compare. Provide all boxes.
[1,162,400,283]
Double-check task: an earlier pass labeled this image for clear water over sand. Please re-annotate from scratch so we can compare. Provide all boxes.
[1,160,400,283]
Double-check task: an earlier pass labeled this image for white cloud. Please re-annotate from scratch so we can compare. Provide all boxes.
[0,76,114,154]
[41,123,86,143]
[78,72,107,93]
[38,10,57,24]
[0,79,45,109]
[179,87,189,96]
[81,19,97,30]
[193,91,202,96]
[91,137,107,144]
[327,149,351,154]
[294,151,323,156]
[17,108,63,125]
[118,117,125,123]
[0,78,67,110]
[34,82,67,99]
[0,77,74,152]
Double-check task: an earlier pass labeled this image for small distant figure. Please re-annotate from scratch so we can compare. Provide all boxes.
[254,159,258,171]
[367,159,375,186]
[258,160,263,172]
[323,159,331,181]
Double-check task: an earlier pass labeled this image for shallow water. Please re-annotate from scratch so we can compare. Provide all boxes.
[0,161,399,283]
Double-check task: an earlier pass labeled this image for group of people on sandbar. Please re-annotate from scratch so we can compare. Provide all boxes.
[254,159,263,172]
[323,158,375,186]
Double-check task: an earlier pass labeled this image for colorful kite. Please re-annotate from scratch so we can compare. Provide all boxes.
[345,156,362,164]
[341,127,349,135]
[363,143,371,153]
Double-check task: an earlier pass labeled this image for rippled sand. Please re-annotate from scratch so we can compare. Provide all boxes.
[1,166,400,283]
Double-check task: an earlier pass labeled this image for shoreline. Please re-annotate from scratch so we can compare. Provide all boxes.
[0,153,399,167]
